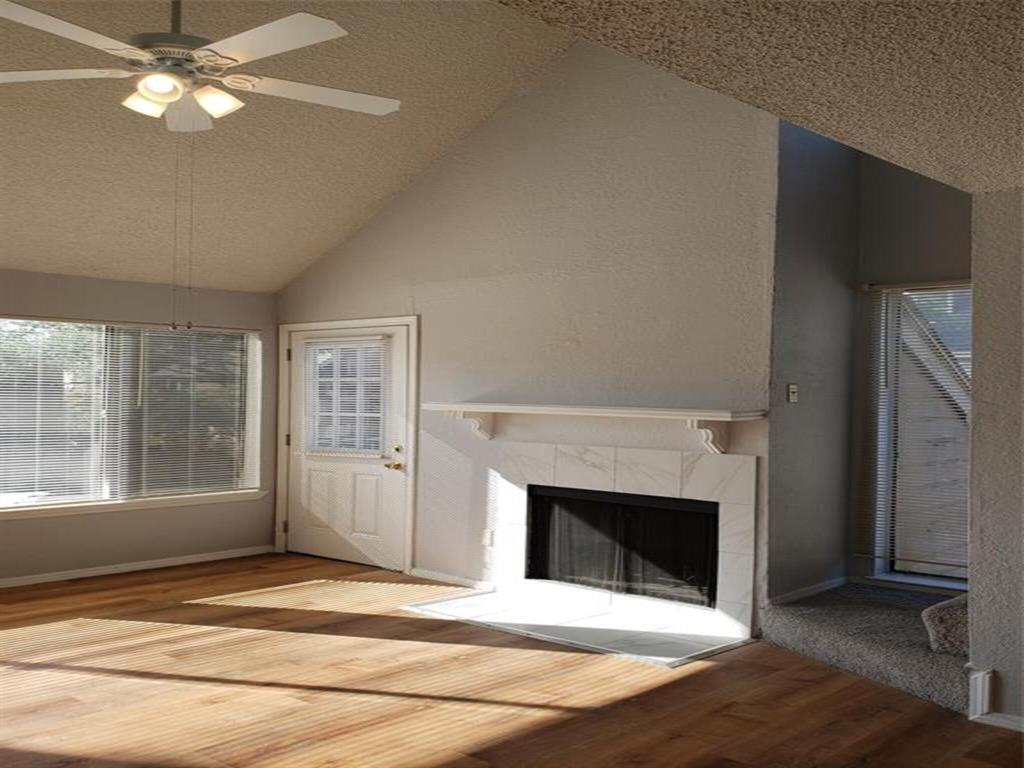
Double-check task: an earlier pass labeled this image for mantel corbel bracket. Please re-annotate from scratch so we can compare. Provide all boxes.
[448,410,495,440]
[682,419,730,454]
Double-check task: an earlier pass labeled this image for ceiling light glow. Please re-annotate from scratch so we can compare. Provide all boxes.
[192,85,245,118]
[136,72,185,103]
[122,92,168,118]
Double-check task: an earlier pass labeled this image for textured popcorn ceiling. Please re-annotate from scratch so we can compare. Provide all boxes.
[0,1,571,291]
[500,0,1022,194]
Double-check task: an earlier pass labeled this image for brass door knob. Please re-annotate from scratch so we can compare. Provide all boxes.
[383,461,404,471]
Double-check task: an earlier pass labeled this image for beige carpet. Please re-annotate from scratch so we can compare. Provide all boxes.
[761,583,969,712]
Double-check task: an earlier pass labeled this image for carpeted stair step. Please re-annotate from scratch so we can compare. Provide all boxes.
[921,594,968,656]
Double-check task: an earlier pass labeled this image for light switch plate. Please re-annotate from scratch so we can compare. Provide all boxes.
[786,383,799,403]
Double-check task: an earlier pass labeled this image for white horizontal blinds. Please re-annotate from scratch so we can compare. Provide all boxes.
[306,338,388,455]
[857,286,972,579]
[0,318,260,508]
[0,320,106,507]
[109,328,252,496]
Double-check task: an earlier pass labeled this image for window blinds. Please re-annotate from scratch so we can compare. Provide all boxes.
[0,319,260,509]
[856,286,972,580]
[305,338,388,455]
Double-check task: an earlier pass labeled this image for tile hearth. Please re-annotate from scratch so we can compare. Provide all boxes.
[406,579,751,666]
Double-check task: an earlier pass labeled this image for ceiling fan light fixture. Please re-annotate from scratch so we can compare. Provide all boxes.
[192,85,245,118]
[136,72,185,103]
[122,91,168,118]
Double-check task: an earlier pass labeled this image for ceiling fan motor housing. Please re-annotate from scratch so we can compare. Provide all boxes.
[126,32,236,82]
[128,32,211,57]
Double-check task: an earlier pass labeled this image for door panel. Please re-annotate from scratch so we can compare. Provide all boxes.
[287,324,409,569]
[352,474,382,535]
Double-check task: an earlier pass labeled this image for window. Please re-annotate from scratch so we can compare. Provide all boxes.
[305,338,387,455]
[0,319,261,509]
[857,285,971,581]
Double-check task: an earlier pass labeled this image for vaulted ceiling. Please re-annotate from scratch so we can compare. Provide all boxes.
[0,1,571,291]
[500,0,1022,194]
[2,1,1018,293]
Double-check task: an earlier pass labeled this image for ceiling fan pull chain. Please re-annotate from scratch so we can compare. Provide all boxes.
[186,129,196,330]
[170,134,182,330]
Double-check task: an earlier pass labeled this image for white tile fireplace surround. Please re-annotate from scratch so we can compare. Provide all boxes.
[408,404,761,666]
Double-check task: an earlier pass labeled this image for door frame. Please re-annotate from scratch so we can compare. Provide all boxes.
[275,316,419,572]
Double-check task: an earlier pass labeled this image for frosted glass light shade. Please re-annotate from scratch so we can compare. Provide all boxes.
[122,92,168,118]
[193,85,245,118]
[137,73,185,103]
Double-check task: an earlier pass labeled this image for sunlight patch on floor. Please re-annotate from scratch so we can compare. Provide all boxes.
[186,578,469,614]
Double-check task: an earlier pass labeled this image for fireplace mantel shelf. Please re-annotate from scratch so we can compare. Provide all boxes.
[421,402,766,451]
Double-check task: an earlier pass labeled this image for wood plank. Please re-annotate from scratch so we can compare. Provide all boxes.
[0,554,1018,767]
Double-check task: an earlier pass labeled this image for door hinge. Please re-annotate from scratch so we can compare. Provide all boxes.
[282,519,289,534]
[285,433,291,446]
[286,348,292,362]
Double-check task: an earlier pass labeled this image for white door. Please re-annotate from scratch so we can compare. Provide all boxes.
[287,324,410,569]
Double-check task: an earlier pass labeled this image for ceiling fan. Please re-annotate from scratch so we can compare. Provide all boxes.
[0,0,400,132]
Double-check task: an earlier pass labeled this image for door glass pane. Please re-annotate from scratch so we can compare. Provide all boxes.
[305,339,388,455]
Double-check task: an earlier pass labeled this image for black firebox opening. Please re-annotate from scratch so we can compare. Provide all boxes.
[526,485,718,607]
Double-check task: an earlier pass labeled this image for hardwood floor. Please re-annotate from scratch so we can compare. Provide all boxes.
[0,555,1019,767]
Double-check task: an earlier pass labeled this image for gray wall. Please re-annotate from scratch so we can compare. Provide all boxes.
[0,269,277,579]
[768,141,974,601]
[768,123,859,600]
[969,189,1023,717]
[279,42,779,583]
[859,155,973,284]
[847,157,973,584]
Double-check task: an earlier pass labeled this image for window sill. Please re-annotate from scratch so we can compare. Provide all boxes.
[859,572,967,595]
[0,489,268,520]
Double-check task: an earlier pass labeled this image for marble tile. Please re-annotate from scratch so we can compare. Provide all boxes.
[718,503,755,555]
[714,599,753,632]
[555,445,615,491]
[680,453,756,505]
[600,631,717,662]
[496,620,637,649]
[717,552,754,605]
[674,602,749,640]
[491,522,527,583]
[614,448,682,497]
[408,580,750,666]
[491,470,528,526]
[500,442,556,488]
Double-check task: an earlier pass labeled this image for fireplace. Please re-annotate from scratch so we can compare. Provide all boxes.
[526,485,719,607]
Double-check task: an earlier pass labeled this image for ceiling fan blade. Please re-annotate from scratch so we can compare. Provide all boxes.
[223,75,400,116]
[0,68,133,84]
[192,13,346,68]
[164,94,213,132]
[0,0,151,61]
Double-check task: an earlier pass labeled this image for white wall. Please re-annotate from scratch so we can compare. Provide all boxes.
[0,269,277,579]
[278,42,779,585]
[969,188,1023,719]
[768,123,859,600]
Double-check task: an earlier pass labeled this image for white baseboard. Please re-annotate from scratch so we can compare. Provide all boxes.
[0,545,275,588]
[408,567,493,590]
[771,576,847,605]
[971,712,1024,732]
[969,667,993,719]
[968,667,1024,731]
